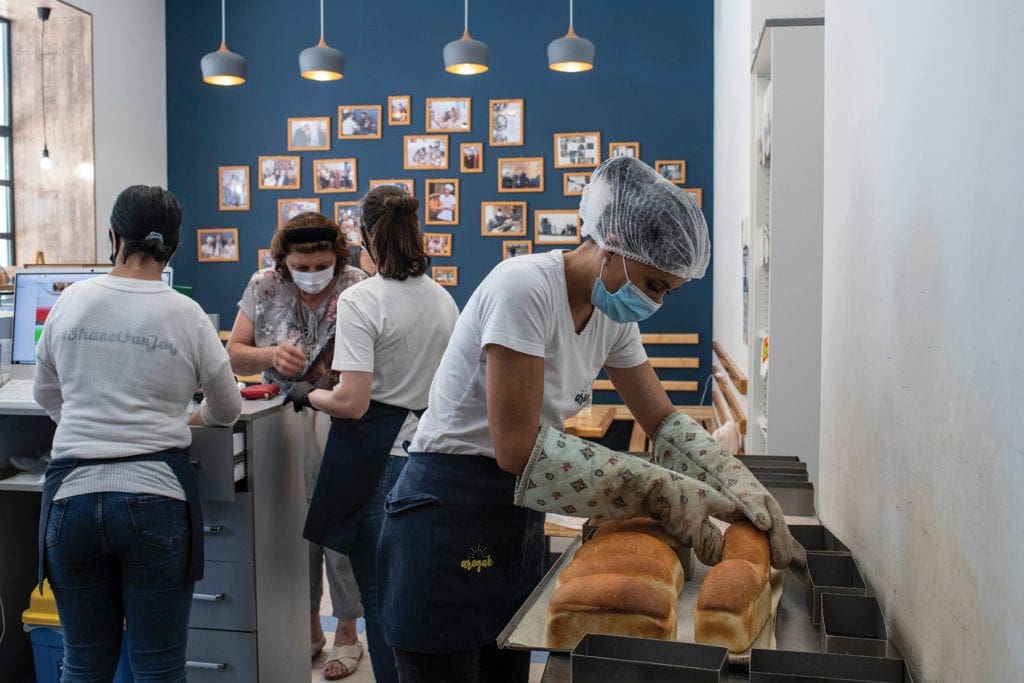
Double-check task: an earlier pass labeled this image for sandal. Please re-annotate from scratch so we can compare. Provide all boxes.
[311,633,327,659]
[323,640,363,680]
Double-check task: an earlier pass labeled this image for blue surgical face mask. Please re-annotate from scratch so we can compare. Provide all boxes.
[591,254,662,323]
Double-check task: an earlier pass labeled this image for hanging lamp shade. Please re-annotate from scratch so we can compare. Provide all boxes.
[300,37,345,81]
[444,30,489,75]
[201,42,247,85]
[548,26,594,72]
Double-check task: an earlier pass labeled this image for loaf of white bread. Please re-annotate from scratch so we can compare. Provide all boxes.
[693,521,772,653]
[546,529,682,649]
[591,517,689,566]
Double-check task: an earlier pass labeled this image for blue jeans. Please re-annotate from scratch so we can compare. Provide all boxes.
[347,454,406,683]
[45,492,194,683]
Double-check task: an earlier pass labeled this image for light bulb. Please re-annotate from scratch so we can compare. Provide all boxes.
[40,147,52,170]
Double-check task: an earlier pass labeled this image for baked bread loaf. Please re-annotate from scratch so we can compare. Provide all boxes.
[592,516,693,577]
[557,553,677,604]
[722,520,771,580]
[693,558,771,653]
[547,574,677,649]
[574,531,684,594]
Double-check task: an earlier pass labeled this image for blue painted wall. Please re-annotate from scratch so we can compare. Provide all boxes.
[166,0,714,401]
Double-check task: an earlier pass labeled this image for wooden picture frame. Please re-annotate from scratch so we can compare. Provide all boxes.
[502,240,533,260]
[218,165,250,211]
[480,201,527,237]
[287,116,331,151]
[460,142,484,173]
[423,232,453,257]
[497,157,544,193]
[426,97,471,133]
[334,202,363,246]
[608,141,639,159]
[277,198,321,225]
[369,178,415,195]
[257,248,275,270]
[388,95,411,126]
[197,228,239,262]
[654,160,687,184]
[683,187,703,208]
[337,105,382,139]
[425,179,459,225]
[534,209,581,245]
[258,155,301,190]
[312,158,357,194]
[553,132,601,168]
[404,135,449,170]
[489,98,524,146]
[562,171,592,197]
[432,266,458,287]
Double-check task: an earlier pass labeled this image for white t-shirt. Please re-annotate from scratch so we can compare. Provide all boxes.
[332,274,459,455]
[410,251,647,458]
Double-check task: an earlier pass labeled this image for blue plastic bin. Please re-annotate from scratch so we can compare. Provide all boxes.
[28,627,134,683]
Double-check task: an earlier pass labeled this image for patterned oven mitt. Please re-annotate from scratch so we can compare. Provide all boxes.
[514,425,736,565]
[651,412,803,569]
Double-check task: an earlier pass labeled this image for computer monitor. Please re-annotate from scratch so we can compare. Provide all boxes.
[10,266,173,365]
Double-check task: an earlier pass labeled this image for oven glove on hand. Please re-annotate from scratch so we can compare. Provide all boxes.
[513,425,736,566]
[651,413,803,570]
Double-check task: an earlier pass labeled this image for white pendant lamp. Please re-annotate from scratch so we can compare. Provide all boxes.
[548,0,594,73]
[201,0,246,86]
[300,0,345,81]
[37,6,52,170]
[443,0,488,75]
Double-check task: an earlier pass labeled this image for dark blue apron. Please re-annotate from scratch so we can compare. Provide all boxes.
[38,448,204,590]
[303,401,418,555]
[377,452,545,653]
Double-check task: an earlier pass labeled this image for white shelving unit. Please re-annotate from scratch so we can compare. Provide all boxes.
[747,18,825,487]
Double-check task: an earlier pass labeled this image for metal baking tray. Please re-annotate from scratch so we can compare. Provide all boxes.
[790,524,850,555]
[749,648,905,682]
[821,594,892,658]
[806,553,867,625]
[571,634,728,682]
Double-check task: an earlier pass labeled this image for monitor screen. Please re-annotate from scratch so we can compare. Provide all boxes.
[11,267,173,365]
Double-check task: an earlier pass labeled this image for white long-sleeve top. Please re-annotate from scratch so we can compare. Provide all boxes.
[34,274,241,500]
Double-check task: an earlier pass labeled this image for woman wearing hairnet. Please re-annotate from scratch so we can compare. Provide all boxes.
[377,157,800,682]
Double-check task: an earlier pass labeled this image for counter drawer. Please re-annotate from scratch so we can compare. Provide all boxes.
[190,427,238,502]
[185,628,257,682]
[201,494,254,563]
[189,559,256,632]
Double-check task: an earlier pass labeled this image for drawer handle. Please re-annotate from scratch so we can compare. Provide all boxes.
[186,660,227,670]
[192,592,226,602]
[203,525,225,534]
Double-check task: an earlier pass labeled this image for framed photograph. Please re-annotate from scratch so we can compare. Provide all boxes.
[534,209,581,245]
[338,105,382,139]
[313,158,357,193]
[432,266,458,287]
[426,97,471,132]
[423,232,452,257]
[683,187,703,208]
[502,240,533,260]
[257,248,275,270]
[369,178,415,195]
[218,165,250,211]
[609,141,639,159]
[425,179,459,225]
[404,135,449,170]
[460,142,483,173]
[497,157,544,193]
[480,201,527,237]
[553,132,601,168]
[287,116,330,151]
[563,171,592,197]
[197,228,239,262]
[258,156,301,190]
[334,202,363,246]
[489,98,524,146]
[654,160,687,184]
[277,198,321,225]
[388,95,411,126]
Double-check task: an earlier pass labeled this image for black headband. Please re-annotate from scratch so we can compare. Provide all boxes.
[281,225,338,246]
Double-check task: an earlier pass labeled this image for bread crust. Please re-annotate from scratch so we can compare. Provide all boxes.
[722,521,771,579]
[592,517,682,549]
[558,554,677,604]
[694,561,771,652]
[575,531,684,593]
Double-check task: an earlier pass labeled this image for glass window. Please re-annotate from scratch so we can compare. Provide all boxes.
[0,18,11,268]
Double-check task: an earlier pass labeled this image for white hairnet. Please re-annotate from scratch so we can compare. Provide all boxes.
[579,156,710,279]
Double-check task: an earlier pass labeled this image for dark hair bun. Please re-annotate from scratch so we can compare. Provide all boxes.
[110,185,182,263]
[383,194,419,217]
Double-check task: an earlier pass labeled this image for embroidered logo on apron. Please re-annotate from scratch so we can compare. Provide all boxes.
[460,544,494,573]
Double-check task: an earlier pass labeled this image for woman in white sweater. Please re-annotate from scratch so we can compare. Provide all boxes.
[34,185,241,682]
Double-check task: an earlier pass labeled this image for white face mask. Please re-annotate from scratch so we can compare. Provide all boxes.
[290,267,335,294]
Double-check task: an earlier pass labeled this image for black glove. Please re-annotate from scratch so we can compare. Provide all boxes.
[283,381,316,412]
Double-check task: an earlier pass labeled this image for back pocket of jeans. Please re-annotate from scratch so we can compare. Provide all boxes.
[127,495,189,550]
[45,499,69,548]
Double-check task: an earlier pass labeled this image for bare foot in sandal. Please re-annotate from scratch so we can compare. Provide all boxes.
[323,619,363,680]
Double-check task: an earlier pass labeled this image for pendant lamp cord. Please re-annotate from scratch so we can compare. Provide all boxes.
[220,0,226,45]
[320,0,325,40]
[40,14,46,149]
[569,0,574,28]
[464,0,468,33]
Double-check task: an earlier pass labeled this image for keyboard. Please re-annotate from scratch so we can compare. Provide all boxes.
[0,379,35,402]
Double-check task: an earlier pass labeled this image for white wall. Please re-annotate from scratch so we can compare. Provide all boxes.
[72,0,166,257]
[820,1,1024,680]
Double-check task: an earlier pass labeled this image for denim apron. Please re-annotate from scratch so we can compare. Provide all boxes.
[303,401,419,555]
[38,449,204,590]
[377,452,545,653]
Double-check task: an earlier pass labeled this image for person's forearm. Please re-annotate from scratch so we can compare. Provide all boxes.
[226,342,275,376]
[308,387,368,420]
